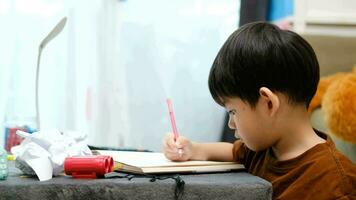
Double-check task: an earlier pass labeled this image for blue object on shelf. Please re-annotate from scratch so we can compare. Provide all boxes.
[268,0,294,21]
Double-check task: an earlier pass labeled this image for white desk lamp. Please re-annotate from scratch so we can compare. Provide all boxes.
[35,17,67,130]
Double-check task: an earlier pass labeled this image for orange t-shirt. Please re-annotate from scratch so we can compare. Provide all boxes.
[233,131,356,200]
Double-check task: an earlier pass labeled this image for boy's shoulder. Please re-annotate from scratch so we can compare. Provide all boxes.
[268,133,356,199]
[293,134,356,198]
[288,131,355,177]
[237,132,356,199]
[233,132,356,198]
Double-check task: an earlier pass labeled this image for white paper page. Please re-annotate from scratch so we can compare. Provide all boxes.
[97,150,237,168]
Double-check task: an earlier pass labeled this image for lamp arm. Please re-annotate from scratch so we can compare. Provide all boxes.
[35,47,42,130]
[35,17,66,130]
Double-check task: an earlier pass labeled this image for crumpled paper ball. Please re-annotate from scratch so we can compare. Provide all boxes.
[11,130,92,181]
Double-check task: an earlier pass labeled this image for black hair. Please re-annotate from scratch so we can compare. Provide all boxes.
[208,22,319,108]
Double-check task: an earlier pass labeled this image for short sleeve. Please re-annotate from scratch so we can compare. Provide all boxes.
[232,139,249,165]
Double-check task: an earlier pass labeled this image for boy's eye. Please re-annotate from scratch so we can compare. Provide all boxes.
[228,110,236,115]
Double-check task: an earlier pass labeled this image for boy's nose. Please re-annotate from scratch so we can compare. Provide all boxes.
[228,116,236,130]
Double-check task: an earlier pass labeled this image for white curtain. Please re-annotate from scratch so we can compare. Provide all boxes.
[0,0,239,151]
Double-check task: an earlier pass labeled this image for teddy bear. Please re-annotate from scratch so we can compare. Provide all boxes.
[309,67,356,144]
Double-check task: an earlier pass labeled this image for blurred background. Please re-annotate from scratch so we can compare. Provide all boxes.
[1,0,356,152]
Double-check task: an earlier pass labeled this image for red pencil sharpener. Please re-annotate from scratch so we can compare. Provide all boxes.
[64,155,114,179]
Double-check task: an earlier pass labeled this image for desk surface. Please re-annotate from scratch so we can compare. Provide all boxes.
[0,161,272,200]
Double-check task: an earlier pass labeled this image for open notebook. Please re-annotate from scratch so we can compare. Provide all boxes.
[97,150,244,174]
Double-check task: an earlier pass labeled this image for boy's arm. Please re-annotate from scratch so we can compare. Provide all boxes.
[191,142,234,162]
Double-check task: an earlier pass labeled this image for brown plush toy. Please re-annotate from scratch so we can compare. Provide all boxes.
[309,67,356,143]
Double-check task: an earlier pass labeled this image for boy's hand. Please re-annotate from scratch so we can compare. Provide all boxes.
[162,133,193,161]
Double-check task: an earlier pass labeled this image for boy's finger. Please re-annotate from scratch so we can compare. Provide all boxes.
[164,133,176,148]
[163,142,177,153]
[166,152,186,161]
[165,144,185,157]
[177,148,184,157]
[176,137,188,148]
[164,152,180,160]
[166,148,179,155]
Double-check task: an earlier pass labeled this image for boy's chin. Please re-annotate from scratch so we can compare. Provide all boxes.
[237,136,267,151]
[244,143,266,152]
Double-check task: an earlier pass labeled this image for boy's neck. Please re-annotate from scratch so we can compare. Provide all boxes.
[271,106,326,161]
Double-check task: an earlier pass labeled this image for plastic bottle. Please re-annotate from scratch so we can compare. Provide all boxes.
[0,147,8,180]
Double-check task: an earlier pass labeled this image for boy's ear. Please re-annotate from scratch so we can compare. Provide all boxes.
[259,87,280,116]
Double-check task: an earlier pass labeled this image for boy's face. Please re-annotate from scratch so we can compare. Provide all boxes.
[224,97,279,151]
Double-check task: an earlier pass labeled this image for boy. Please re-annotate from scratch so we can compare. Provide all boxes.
[163,22,356,199]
